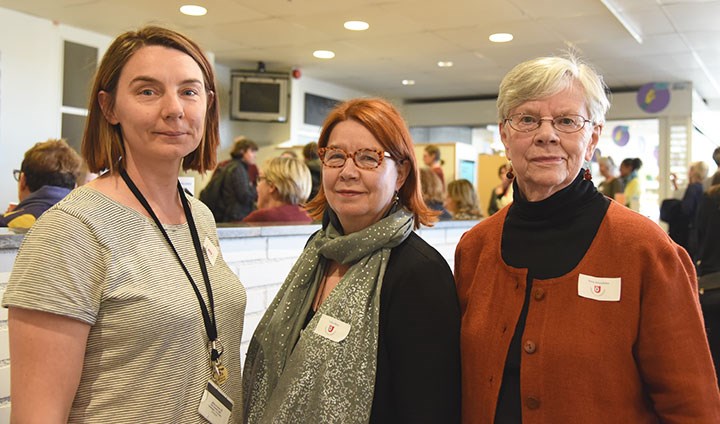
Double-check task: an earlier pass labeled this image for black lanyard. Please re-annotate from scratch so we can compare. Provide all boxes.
[120,169,222,363]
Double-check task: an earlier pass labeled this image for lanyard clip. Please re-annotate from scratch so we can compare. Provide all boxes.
[209,339,224,362]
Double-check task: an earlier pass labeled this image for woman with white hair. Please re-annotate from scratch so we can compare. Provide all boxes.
[597,155,623,200]
[455,54,720,423]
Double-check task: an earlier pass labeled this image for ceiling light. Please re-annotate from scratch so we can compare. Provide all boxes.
[344,21,369,31]
[402,79,415,86]
[599,0,643,44]
[180,5,207,16]
[313,50,335,59]
[437,61,453,67]
[489,33,513,43]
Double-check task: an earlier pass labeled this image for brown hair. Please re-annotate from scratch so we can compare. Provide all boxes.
[82,26,220,174]
[424,144,444,165]
[230,136,258,159]
[21,138,82,192]
[305,98,436,229]
[303,141,319,160]
[420,167,445,204]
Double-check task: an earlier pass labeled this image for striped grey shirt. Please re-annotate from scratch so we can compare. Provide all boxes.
[3,186,247,423]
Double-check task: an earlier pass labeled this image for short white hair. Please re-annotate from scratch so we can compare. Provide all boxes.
[497,53,611,125]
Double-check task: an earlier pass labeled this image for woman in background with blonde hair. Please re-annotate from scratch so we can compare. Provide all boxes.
[420,167,451,220]
[446,179,483,220]
[243,156,313,224]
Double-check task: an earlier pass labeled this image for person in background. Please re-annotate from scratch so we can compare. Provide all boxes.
[446,179,483,220]
[303,141,322,200]
[696,172,720,385]
[1,138,81,230]
[420,167,452,220]
[243,98,460,423]
[279,150,298,159]
[703,146,720,192]
[597,156,623,200]
[2,26,246,423]
[455,53,720,423]
[487,163,514,215]
[423,144,445,187]
[662,161,708,257]
[220,136,258,222]
[242,156,313,224]
[619,157,643,211]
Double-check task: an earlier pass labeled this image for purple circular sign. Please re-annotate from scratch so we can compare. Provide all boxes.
[637,82,670,113]
[612,125,630,147]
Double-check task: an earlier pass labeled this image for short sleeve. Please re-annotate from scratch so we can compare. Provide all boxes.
[2,208,107,325]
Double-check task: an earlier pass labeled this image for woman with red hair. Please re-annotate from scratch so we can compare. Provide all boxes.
[244,98,460,423]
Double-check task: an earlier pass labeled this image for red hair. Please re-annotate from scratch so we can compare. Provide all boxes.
[305,98,437,229]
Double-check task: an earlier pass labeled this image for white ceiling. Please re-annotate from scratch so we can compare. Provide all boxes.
[2,0,720,108]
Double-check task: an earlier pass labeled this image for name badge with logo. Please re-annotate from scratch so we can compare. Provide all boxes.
[314,313,351,342]
[204,236,219,266]
[578,273,621,301]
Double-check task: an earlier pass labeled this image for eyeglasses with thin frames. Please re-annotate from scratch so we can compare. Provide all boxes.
[318,147,394,170]
[13,169,21,182]
[504,113,593,134]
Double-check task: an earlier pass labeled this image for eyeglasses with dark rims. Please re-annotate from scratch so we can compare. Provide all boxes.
[504,113,593,134]
[13,169,21,182]
[318,147,394,170]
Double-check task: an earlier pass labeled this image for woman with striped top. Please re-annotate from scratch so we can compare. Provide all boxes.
[2,26,247,423]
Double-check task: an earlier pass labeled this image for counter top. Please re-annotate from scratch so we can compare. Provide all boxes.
[0,219,479,250]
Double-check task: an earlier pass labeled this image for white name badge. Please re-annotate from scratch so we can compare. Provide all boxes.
[204,236,219,266]
[198,380,233,424]
[578,273,621,302]
[314,313,351,342]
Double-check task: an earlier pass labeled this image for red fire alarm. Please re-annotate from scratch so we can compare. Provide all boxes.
[292,68,302,79]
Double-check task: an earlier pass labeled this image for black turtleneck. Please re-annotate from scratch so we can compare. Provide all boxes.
[494,172,610,423]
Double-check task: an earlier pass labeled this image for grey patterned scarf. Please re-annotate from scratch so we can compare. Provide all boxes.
[243,208,414,423]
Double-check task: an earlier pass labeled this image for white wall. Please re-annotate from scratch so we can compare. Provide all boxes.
[0,7,111,211]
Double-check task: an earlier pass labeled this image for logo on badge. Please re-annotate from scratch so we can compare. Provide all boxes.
[593,285,604,295]
[314,314,351,342]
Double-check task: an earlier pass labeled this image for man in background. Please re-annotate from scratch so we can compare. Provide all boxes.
[2,138,82,230]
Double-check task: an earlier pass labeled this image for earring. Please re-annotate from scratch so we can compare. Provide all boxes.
[393,190,400,205]
[506,163,514,180]
[582,159,592,181]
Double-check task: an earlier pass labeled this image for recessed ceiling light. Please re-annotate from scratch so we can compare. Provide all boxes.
[437,61,453,67]
[344,21,369,31]
[402,79,415,86]
[180,5,207,16]
[313,50,335,59]
[489,33,513,43]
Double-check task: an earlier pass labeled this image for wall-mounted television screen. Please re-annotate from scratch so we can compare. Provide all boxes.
[230,73,289,122]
